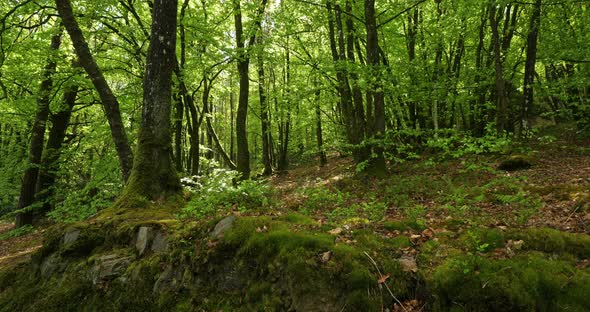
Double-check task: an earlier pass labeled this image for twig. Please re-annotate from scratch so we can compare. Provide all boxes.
[564,205,581,223]
[364,251,408,312]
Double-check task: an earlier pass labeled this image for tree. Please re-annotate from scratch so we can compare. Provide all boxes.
[365,0,386,173]
[520,0,542,137]
[15,28,62,227]
[56,0,134,182]
[233,0,268,180]
[120,0,181,203]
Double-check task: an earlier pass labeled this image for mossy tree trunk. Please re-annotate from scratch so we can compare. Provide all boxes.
[121,0,181,203]
[34,78,79,217]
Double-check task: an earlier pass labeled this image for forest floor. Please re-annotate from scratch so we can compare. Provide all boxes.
[1,131,590,310]
[270,139,590,237]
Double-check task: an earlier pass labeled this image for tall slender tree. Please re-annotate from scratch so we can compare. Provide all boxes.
[233,0,268,180]
[15,29,62,227]
[521,0,542,137]
[56,0,134,182]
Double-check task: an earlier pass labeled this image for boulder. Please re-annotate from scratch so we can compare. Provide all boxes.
[151,232,168,253]
[62,230,80,245]
[498,155,533,171]
[153,265,185,294]
[210,215,237,239]
[40,253,66,278]
[91,254,133,284]
[135,226,153,255]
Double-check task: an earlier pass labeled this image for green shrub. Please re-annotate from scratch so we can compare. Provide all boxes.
[182,174,272,218]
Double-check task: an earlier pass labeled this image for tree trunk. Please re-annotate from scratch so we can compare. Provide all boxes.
[520,0,542,137]
[15,30,62,227]
[234,0,251,180]
[201,77,237,170]
[233,0,268,180]
[173,93,184,172]
[489,3,509,133]
[405,9,421,129]
[365,0,386,173]
[34,80,79,218]
[278,43,291,171]
[120,0,180,203]
[473,6,488,135]
[345,0,367,147]
[56,0,133,181]
[229,76,236,164]
[257,39,272,176]
[315,88,327,166]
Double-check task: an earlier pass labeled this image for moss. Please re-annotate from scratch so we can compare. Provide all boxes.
[508,228,590,258]
[353,229,411,251]
[525,183,584,201]
[458,228,505,252]
[429,252,590,311]
[278,212,317,225]
[60,226,106,257]
[383,219,427,232]
[220,217,414,309]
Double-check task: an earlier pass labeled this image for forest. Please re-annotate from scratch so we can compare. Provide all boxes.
[0,0,589,310]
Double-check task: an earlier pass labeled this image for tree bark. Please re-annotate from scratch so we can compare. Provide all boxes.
[278,43,292,171]
[365,0,386,173]
[204,102,237,170]
[489,2,509,133]
[520,0,542,137]
[315,88,327,166]
[345,0,367,145]
[34,79,79,218]
[56,0,133,181]
[121,0,180,202]
[233,0,268,180]
[257,38,272,176]
[234,0,251,180]
[15,30,62,227]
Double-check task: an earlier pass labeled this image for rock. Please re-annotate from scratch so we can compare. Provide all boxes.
[398,255,418,273]
[40,253,66,278]
[153,265,184,294]
[320,251,332,263]
[214,262,244,292]
[92,254,133,284]
[498,155,533,171]
[151,232,168,253]
[62,230,80,245]
[135,226,153,255]
[210,215,237,239]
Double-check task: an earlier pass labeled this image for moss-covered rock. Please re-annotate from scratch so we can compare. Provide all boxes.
[508,228,590,258]
[428,252,590,311]
[498,155,533,171]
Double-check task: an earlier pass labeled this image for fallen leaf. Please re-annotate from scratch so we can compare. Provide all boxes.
[421,228,435,238]
[320,251,332,263]
[328,227,343,235]
[377,273,390,284]
[255,225,268,233]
